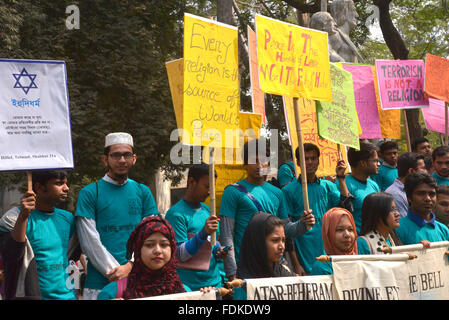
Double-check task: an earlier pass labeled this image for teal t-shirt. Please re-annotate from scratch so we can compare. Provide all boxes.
[219,179,289,263]
[310,260,333,276]
[396,211,449,245]
[97,280,191,300]
[75,178,158,290]
[277,161,296,188]
[26,208,76,300]
[165,199,222,291]
[340,175,380,234]
[356,236,392,255]
[282,178,340,274]
[370,164,398,191]
[432,172,449,186]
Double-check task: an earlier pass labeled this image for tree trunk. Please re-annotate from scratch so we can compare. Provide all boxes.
[374,0,422,143]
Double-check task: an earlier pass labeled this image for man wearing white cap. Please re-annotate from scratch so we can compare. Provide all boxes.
[75,132,158,300]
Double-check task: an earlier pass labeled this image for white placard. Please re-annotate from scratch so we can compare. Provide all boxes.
[0,59,73,171]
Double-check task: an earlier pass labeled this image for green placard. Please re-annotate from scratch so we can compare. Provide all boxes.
[317,63,360,150]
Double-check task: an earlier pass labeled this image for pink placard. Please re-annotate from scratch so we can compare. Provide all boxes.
[342,64,382,139]
[375,60,429,110]
[422,98,447,134]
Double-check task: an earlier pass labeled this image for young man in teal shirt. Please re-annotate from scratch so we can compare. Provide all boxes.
[283,143,351,274]
[0,170,79,300]
[75,132,158,300]
[165,163,228,291]
[432,146,449,186]
[219,139,315,281]
[370,141,398,191]
[343,141,381,233]
[396,172,449,244]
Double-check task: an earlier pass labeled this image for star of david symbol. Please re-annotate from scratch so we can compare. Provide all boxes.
[12,68,38,94]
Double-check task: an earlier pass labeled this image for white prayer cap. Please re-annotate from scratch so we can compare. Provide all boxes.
[105,132,134,148]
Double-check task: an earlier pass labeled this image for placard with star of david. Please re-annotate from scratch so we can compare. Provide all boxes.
[0,59,74,171]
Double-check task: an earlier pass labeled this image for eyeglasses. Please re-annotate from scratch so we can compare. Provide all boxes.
[109,152,134,161]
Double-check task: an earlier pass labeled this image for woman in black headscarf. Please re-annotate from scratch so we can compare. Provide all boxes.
[234,212,295,299]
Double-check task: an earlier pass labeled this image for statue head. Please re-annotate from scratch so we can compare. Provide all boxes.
[330,0,358,31]
[310,11,338,35]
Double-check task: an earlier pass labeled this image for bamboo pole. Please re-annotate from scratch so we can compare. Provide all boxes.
[209,147,216,246]
[292,98,311,230]
[27,171,33,192]
[444,103,449,146]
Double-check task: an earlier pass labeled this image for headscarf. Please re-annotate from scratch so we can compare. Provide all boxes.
[237,212,294,279]
[122,216,185,300]
[322,208,358,255]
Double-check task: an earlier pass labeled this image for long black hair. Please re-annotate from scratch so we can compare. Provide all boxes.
[360,192,394,236]
[237,213,284,279]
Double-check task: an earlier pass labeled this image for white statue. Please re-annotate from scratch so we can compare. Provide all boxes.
[310,0,364,63]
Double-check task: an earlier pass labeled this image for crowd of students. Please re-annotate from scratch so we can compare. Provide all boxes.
[0,132,448,300]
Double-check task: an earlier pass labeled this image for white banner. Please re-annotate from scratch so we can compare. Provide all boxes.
[135,290,216,300]
[246,275,335,300]
[389,241,449,300]
[0,59,73,171]
[332,254,412,300]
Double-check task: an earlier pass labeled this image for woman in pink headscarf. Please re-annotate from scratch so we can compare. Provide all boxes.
[310,208,358,275]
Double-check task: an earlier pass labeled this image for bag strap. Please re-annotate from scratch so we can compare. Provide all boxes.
[231,183,264,212]
[116,277,128,299]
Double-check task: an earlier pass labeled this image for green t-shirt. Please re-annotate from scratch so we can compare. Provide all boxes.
[396,211,449,245]
[165,199,222,291]
[277,161,296,188]
[283,178,340,274]
[340,175,380,234]
[432,172,449,186]
[219,179,289,263]
[26,208,76,300]
[75,178,158,290]
[370,164,398,191]
[310,260,333,276]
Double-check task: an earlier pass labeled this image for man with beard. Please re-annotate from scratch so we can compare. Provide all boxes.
[75,132,158,300]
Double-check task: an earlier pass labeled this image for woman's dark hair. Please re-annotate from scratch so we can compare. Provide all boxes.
[264,215,284,238]
[360,192,394,236]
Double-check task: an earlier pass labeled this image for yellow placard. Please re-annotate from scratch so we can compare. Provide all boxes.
[255,14,332,101]
[372,66,401,139]
[205,112,262,214]
[283,96,349,177]
[166,58,184,130]
[183,13,240,148]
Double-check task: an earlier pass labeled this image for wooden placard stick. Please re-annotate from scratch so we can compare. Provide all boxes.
[209,146,216,246]
[402,110,412,152]
[293,97,312,231]
[27,171,33,192]
[444,103,449,146]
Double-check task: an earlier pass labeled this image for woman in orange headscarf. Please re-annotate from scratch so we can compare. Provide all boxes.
[310,208,357,275]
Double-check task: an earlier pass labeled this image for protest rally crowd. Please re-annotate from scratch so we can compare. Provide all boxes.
[0,132,448,300]
[2,0,449,302]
